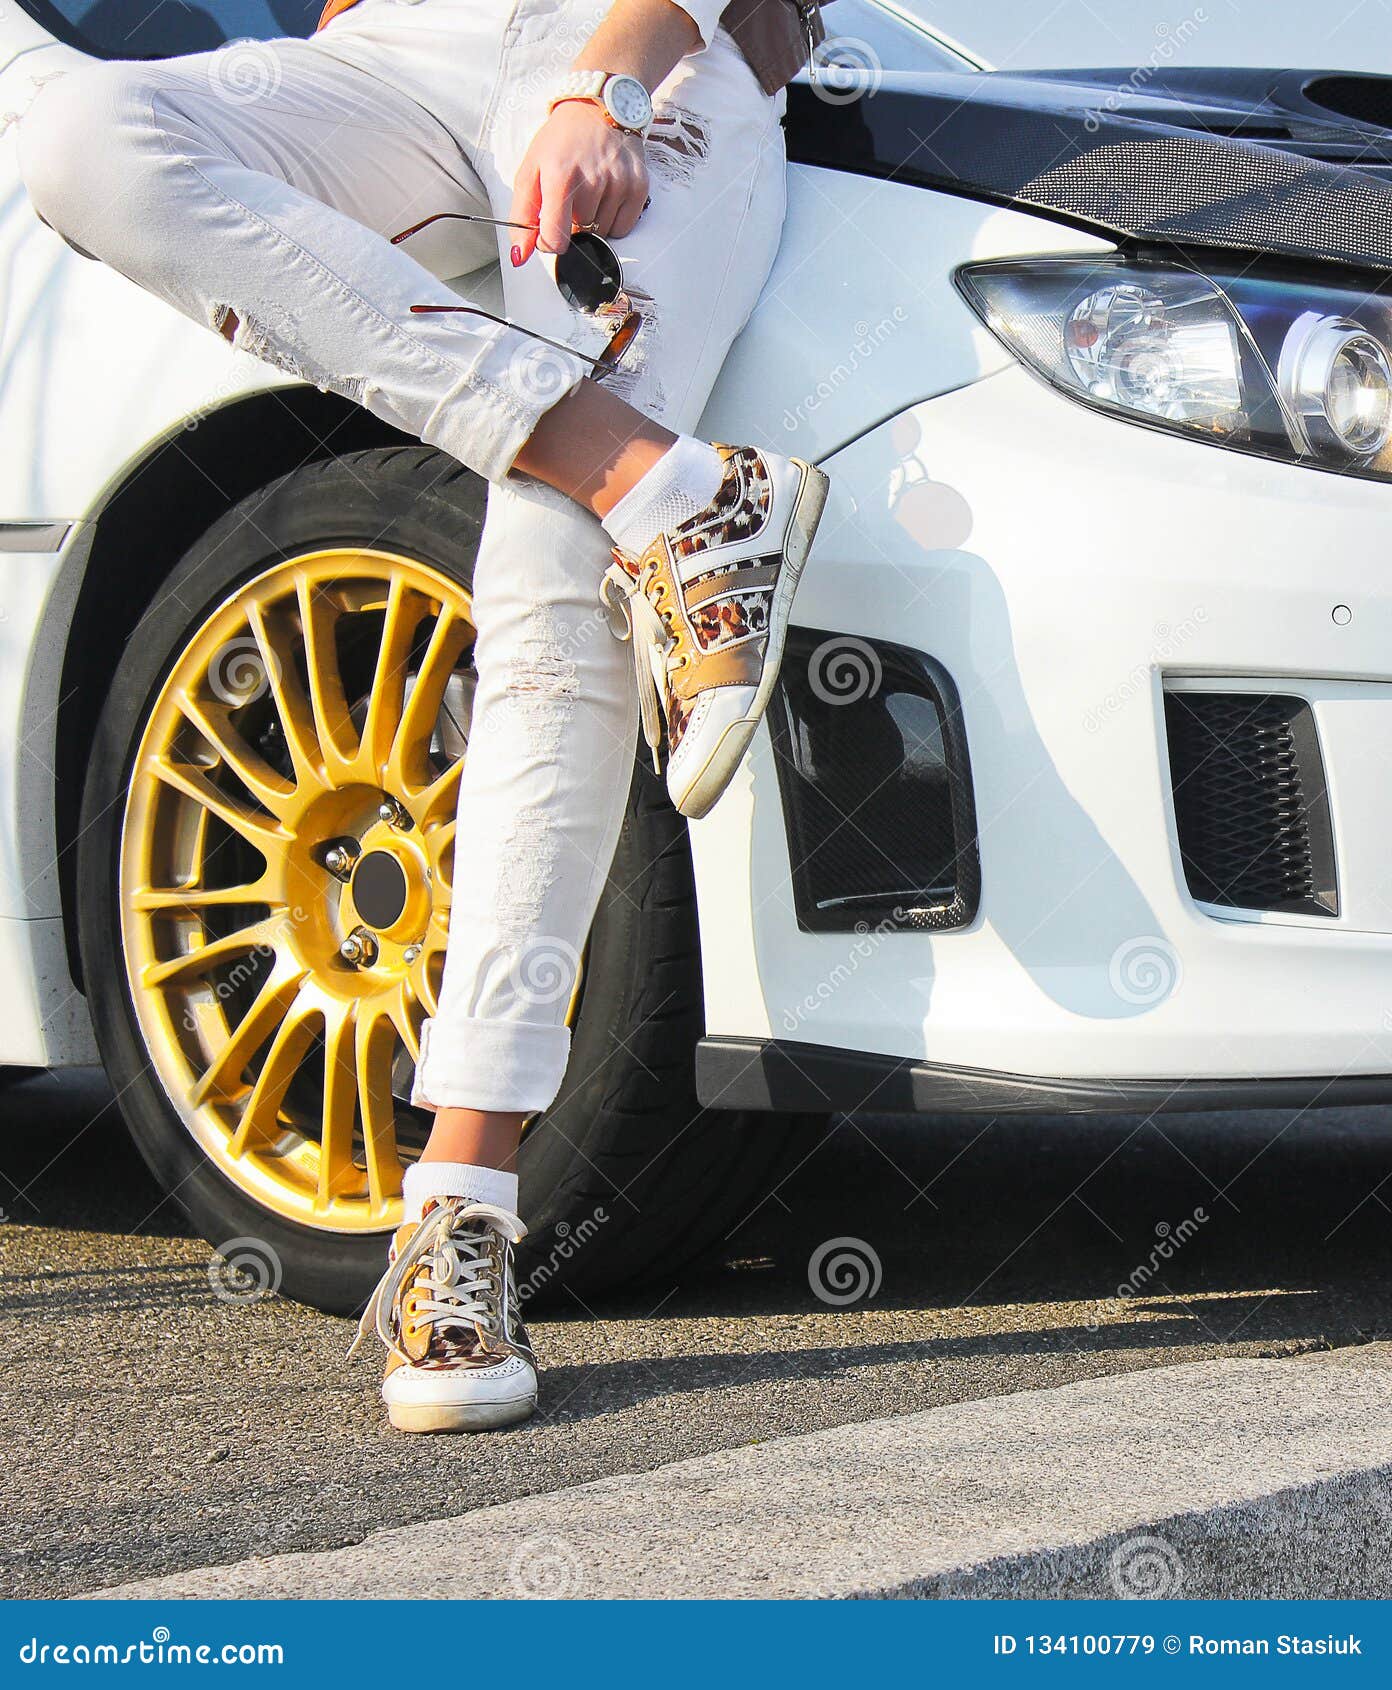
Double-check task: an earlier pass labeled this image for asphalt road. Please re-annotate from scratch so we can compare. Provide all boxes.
[3,1068,1391,1599]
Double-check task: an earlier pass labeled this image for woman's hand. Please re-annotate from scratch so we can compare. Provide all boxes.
[509,101,650,265]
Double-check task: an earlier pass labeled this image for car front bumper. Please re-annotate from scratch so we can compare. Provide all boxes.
[692,360,1392,1091]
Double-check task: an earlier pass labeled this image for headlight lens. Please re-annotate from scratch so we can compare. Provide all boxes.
[957,257,1392,479]
[1063,279,1242,428]
[1278,311,1392,459]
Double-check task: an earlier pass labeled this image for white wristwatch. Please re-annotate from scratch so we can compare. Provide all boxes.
[549,71,653,136]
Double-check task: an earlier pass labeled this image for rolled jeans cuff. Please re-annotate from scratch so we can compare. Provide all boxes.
[411,1014,572,1114]
[424,331,588,484]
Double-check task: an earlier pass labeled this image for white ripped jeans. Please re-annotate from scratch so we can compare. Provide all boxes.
[18,0,787,1112]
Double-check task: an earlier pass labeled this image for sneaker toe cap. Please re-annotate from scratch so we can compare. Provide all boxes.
[667,684,757,804]
[383,1353,537,1410]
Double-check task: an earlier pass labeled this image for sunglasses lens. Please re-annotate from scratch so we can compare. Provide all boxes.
[555,233,622,311]
[593,312,641,383]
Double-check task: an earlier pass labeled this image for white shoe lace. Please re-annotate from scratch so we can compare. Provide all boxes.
[348,1200,531,1368]
[602,559,671,774]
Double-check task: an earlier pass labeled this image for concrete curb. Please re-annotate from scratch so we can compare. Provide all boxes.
[90,1347,1392,1600]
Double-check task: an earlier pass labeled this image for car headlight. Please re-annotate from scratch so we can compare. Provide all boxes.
[956,256,1392,480]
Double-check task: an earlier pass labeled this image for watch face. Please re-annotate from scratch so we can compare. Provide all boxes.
[606,75,652,130]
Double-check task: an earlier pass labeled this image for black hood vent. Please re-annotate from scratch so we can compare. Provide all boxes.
[1304,74,1392,129]
[786,65,1392,274]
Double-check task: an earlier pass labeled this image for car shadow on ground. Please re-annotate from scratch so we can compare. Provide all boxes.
[4,1071,1392,1598]
[2,1068,1390,1356]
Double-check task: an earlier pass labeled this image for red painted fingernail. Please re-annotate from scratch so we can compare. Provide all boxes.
[510,244,523,267]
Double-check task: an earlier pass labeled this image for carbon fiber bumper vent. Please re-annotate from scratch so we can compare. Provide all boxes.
[1164,691,1337,918]
[766,632,979,933]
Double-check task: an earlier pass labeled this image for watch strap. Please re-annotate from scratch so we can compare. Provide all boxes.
[550,70,610,107]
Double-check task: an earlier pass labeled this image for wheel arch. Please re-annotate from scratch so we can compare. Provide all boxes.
[50,386,410,987]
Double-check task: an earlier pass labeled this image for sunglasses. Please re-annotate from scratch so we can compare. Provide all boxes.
[392,211,640,381]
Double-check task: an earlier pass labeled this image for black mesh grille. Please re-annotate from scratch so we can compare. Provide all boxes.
[1164,691,1337,917]
[766,632,979,932]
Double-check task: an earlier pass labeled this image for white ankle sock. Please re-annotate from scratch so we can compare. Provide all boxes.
[403,1161,519,1221]
[601,435,724,556]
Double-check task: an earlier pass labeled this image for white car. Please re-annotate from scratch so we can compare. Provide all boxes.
[6,3,1392,1310]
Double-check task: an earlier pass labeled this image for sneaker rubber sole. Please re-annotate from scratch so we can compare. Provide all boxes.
[386,1394,538,1434]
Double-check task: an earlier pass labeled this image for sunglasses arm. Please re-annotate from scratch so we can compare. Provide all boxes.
[391,211,537,245]
[408,303,618,375]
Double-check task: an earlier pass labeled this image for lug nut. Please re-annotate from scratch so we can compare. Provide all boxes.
[403,943,422,965]
[324,843,359,880]
[377,797,412,830]
[339,928,379,967]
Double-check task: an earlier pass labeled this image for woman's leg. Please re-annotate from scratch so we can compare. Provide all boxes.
[410,15,789,1174]
[16,38,783,610]
[15,41,676,506]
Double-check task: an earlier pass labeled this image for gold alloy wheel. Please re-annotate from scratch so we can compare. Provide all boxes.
[119,548,476,1235]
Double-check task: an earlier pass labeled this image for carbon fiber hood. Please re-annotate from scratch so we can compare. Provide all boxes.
[785,65,1392,274]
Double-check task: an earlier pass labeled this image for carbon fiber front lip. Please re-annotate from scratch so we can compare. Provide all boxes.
[696,1036,1392,1116]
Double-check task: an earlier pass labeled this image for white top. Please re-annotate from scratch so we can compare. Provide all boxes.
[670,0,725,48]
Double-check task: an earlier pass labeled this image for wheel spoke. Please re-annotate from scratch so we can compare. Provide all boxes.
[141,915,280,989]
[386,604,471,795]
[413,943,443,1018]
[228,992,320,1156]
[189,961,307,1107]
[148,757,285,859]
[418,757,462,830]
[245,598,324,788]
[361,577,426,778]
[131,877,278,913]
[388,990,423,1063]
[356,1005,402,1211]
[318,1003,361,1208]
[176,693,297,817]
[296,578,357,781]
[430,818,456,895]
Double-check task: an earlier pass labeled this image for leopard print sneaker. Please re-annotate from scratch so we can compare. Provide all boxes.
[601,445,830,819]
[350,1197,537,1433]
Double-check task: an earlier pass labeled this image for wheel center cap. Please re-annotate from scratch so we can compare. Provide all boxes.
[352,850,410,931]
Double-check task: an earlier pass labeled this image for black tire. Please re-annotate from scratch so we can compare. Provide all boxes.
[77,446,806,1314]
